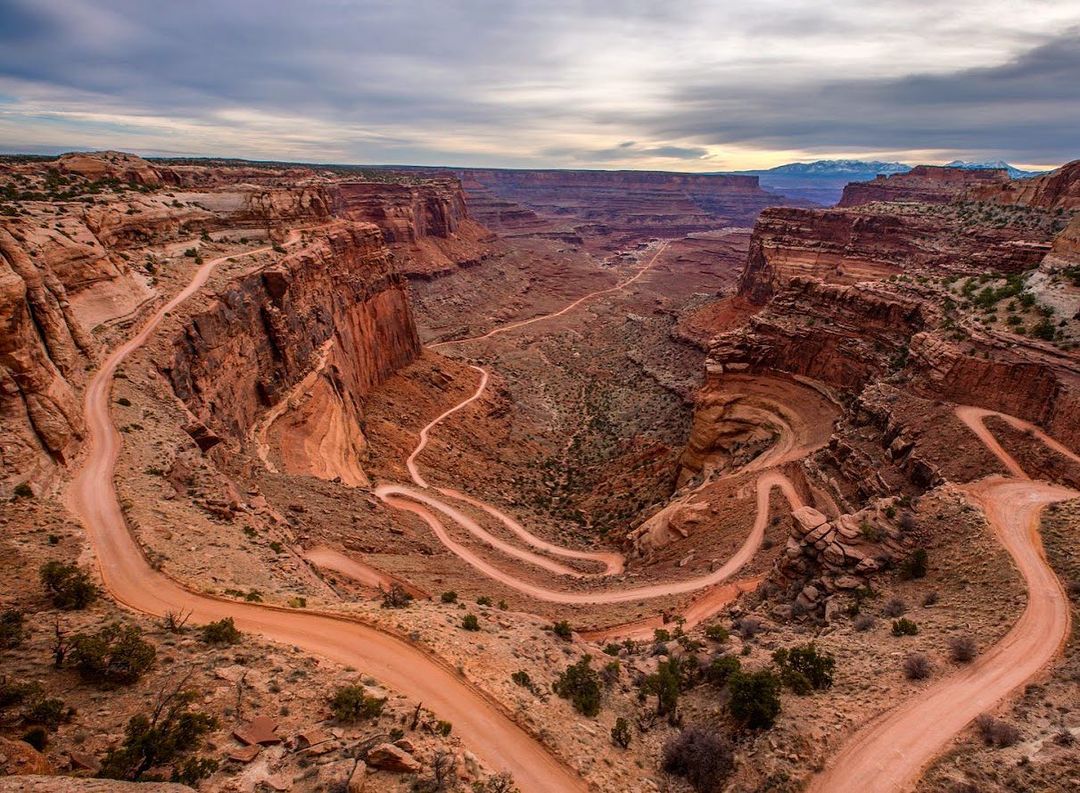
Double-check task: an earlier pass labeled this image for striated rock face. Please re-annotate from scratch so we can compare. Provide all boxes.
[0,226,91,492]
[738,205,1051,304]
[455,168,787,241]
[966,159,1080,211]
[55,150,165,187]
[165,223,420,445]
[838,165,1009,207]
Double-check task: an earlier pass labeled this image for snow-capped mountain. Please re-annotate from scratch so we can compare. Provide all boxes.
[943,160,1043,179]
[765,160,911,176]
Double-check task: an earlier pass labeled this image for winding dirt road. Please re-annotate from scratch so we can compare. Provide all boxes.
[65,242,587,793]
[807,407,1078,793]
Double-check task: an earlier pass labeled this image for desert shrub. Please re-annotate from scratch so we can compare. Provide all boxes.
[21,726,48,751]
[891,618,919,637]
[476,595,493,607]
[380,584,413,609]
[70,623,156,686]
[199,617,241,645]
[23,695,71,730]
[13,482,33,499]
[440,590,458,603]
[736,616,763,639]
[551,620,573,640]
[922,591,940,607]
[602,660,621,686]
[653,628,672,643]
[39,561,98,610]
[899,549,929,580]
[728,670,782,729]
[773,643,835,693]
[611,717,632,748]
[643,659,682,717]
[330,684,386,722]
[902,653,933,680]
[99,690,217,781]
[948,635,978,663]
[974,714,1021,747]
[853,614,876,632]
[0,609,24,648]
[882,598,908,618]
[602,643,621,656]
[662,726,734,791]
[704,624,729,642]
[461,613,480,631]
[0,677,41,711]
[476,772,517,793]
[553,655,602,717]
[704,655,741,687]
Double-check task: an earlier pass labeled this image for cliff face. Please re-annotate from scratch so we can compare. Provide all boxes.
[838,165,1009,207]
[738,205,1051,304]
[966,160,1080,211]
[455,168,788,240]
[165,223,420,441]
[0,226,91,492]
[0,152,489,492]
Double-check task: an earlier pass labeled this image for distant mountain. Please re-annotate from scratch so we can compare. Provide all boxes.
[731,158,1043,206]
[943,160,1044,179]
[763,159,911,177]
[729,160,914,205]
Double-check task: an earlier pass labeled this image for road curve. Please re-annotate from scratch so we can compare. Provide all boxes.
[807,408,1077,793]
[65,242,587,793]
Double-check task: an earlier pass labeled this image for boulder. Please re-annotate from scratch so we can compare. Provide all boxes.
[366,743,421,774]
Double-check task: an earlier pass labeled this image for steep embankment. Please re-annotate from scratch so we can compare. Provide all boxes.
[808,409,1078,793]
[66,239,587,793]
[165,223,421,485]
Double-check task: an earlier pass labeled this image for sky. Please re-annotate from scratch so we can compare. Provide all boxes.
[0,0,1078,171]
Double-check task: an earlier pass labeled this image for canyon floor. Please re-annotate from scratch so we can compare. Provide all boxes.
[1,153,1079,793]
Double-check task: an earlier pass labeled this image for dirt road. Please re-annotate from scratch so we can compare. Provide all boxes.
[65,241,587,793]
[807,407,1077,792]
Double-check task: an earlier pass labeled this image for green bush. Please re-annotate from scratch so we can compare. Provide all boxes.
[602,643,621,656]
[704,624,729,643]
[643,659,682,717]
[0,609,24,648]
[772,643,835,693]
[440,590,458,603]
[728,670,782,729]
[891,618,919,637]
[380,584,413,609]
[199,617,242,645]
[99,690,217,781]
[611,717,632,748]
[40,561,98,610]
[329,684,386,722]
[70,623,156,686]
[899,548,928,580]
[705,655,742,687]
[551,620,573,640]
[461,613,480,631]
[476,595,492,606]
[553,655,602,717]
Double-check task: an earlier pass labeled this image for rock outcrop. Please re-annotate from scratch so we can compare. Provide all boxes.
[966,159,1080,211]
[166,223,420,447]
[838,165,1009,207]
[738,205,1051,304]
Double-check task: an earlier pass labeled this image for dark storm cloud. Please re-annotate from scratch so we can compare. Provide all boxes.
[0,0,1077,166]
[649,28,1080,163]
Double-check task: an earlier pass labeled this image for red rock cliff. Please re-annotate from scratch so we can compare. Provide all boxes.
[165,223,421,441]
[838,165,1010,207]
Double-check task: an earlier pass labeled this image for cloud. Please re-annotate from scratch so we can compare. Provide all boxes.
[0,0,1077,168]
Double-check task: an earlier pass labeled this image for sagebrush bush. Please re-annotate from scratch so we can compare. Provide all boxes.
[975,714,1020,747]
[882,598,908,618]
[70,623,156,686]
[329,685,385,722]
[853,614,876,632]
[773,643,835,693]
[40,561,97,610]
[902,653,932,680]
[948,635,978,663]
[199,618,241,646]
[891,618,919,636]
[662,726,734,791]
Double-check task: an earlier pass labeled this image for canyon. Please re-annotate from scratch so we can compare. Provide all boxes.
[0,152,1078,793]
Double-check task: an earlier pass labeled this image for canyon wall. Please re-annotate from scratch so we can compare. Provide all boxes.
[454,168,789,240]
[737,206,1050,303]
[165,223,421,442]
[838,165,1009,207]
[0,226,92,492]
[966,160,1080,210]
